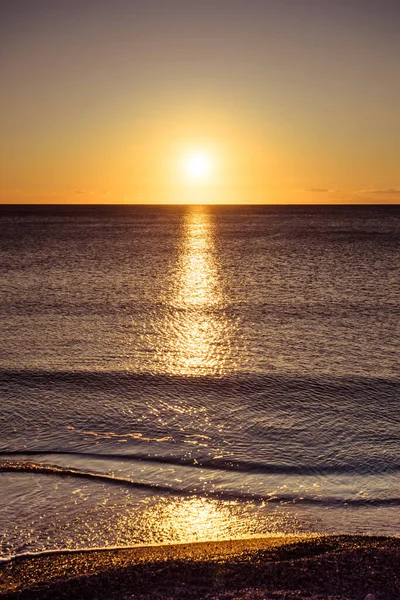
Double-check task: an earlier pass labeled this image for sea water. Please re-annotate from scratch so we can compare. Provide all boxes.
[0,204,399,559]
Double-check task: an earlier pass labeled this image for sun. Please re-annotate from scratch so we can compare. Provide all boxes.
[182,151,212,183]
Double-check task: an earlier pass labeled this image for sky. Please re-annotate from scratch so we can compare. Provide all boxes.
[1,0,399,204]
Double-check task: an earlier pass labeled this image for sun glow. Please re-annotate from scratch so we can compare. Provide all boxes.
[182,151,213,183]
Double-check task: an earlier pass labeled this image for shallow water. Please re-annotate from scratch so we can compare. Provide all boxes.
[0,204,399,559]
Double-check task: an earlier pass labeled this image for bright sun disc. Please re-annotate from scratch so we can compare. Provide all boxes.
[183,152,212,182]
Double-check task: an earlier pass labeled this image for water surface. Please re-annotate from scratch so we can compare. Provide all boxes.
[1,204,399,559]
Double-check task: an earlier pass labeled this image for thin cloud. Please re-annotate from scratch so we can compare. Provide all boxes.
[371,188,400,194]
[305,188,341,193]
[74,189,109,196]
[358,188,400,195]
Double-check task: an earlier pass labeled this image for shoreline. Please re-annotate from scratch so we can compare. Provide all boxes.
[2,535,400,599]
[0,534,304,563]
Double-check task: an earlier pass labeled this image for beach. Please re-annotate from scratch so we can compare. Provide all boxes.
[2,535,400,599]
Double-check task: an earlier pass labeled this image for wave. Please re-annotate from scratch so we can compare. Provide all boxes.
[1,367,398,386]
[2,460,400,507]
[2,449,400,476]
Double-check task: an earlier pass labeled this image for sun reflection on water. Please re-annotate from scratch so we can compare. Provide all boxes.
[156,206,234,376]
[150,497,239,542]
[174,208,220,309]
[122,496,299,545]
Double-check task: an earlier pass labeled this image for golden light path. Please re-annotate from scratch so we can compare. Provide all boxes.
[146,206,276,545]
[156,205,233,376]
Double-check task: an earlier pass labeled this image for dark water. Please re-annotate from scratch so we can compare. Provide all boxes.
[0,204,399,560]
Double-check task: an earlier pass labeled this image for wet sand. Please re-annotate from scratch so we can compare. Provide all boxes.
[1,535,399,600]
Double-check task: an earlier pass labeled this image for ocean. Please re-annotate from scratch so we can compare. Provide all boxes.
[0,204,399,561]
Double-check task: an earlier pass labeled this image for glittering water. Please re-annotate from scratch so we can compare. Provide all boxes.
[0,204,399,559]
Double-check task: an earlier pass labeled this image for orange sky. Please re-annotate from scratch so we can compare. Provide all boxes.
[1,1,399,204]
